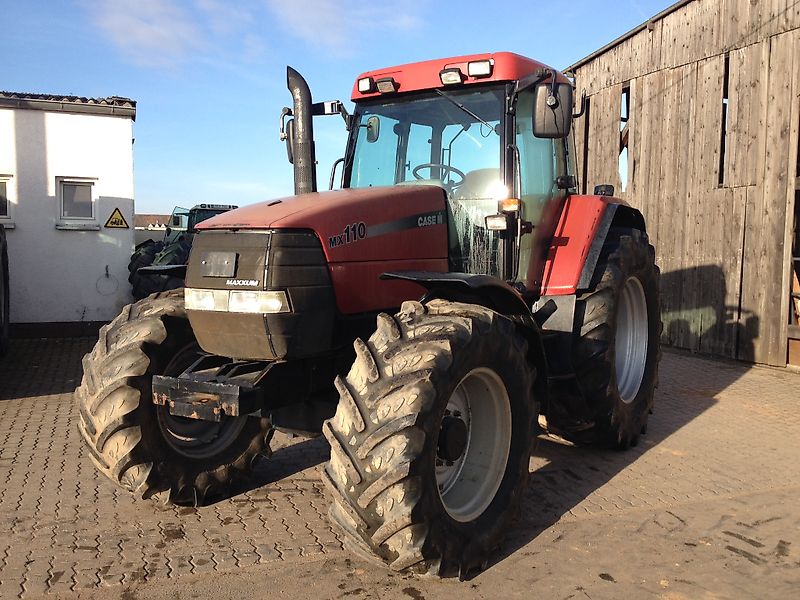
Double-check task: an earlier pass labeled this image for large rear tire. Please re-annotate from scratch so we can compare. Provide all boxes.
[572,228,661,448]
[323,300,537,577]
[75,289,271,505]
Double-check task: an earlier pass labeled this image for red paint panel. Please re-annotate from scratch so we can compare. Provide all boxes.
[351,52,569,101]
[539,195,611,296]
[198,186,448,262]
[330,259,448,314]
[197,185,449,313]
[270,186,447,263]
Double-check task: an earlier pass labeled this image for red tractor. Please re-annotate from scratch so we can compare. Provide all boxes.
[76,52,660,577]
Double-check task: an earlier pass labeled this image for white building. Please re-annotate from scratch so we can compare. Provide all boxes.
[0,92,136,325]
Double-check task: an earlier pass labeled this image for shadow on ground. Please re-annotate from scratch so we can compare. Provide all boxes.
[0,337,93,401]
[0,334,756,579]
[491,348,752,576]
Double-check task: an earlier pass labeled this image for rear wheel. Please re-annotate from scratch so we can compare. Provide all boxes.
[75,289,271,504]
[571,228,661,448]
[323,300,537,577]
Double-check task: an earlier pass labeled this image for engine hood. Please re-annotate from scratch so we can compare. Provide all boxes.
[197,185,448,263]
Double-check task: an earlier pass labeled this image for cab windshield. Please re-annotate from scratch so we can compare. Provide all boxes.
[346,87,507,274]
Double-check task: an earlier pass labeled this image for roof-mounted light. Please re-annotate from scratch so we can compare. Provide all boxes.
[467,59,494,78]
[439,68,464,86]
[358,77,375,93]
[375,77,398,94]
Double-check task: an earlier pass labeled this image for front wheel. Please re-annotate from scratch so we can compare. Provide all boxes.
[75,289,271,505]
[323,300,538,577]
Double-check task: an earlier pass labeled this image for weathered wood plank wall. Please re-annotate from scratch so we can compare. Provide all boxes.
[571,0,800,365]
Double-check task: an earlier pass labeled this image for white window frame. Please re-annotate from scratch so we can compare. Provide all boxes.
[0,174,13,224]
[57,176,97,221]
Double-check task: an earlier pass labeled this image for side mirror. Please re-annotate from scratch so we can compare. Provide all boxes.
[285,118,295,164]
[366,116,380,143]
[533,82,573,138]
[171,215,181,227]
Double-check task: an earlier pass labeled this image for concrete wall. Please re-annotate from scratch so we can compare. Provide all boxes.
[0,108,135,323]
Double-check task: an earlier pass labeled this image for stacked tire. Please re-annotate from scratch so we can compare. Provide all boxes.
[129,235,191,301]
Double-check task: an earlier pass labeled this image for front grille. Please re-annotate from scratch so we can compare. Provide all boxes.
[185,229,336,361]
[185,230,270,290]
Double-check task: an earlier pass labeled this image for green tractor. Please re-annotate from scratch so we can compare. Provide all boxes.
[129,204,236,300]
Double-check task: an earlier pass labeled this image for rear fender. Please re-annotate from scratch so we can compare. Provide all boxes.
[539,196,645,296]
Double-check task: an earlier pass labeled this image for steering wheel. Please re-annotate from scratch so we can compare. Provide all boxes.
[412,163,466,187]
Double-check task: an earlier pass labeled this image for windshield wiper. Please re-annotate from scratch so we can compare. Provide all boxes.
[434,89,496,133]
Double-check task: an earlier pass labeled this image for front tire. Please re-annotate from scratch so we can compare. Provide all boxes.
[572,228,661,448]
[75,289,271,505]
[323,300,538,577]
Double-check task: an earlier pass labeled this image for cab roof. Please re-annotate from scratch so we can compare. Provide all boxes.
[351,52,565,101]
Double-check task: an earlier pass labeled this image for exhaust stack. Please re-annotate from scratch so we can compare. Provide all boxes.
[286,66,317,195]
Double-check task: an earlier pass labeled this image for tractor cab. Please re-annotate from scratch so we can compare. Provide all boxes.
[283,52,578,292]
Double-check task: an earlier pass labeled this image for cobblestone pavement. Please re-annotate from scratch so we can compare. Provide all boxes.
[0,338,798,599]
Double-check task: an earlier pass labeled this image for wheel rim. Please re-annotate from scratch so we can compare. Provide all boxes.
[435,367,512,523]
[615,276,649,404]
[155,344,249,460]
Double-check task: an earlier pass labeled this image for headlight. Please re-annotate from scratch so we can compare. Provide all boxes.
[185,288,290,314]
[229,290,290,314]
[184,288,228,312]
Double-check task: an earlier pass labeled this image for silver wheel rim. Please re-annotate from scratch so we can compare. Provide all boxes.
[436,367,512,522]
[615,276,649,404]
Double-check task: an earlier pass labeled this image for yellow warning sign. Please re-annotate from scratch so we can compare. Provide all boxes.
[104,208,129,229]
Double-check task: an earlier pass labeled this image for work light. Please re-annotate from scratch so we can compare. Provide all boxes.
[375,78,398,94]
[439,68,464,85]
[358,77,375,93]
[467,60,493,78]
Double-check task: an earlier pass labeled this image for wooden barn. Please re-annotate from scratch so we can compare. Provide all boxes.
[566,0,800,367]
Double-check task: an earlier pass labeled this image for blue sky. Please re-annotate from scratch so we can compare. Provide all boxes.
[3,0,673,214]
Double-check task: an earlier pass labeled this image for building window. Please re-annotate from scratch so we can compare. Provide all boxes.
[619,83,631,193]
[59,178,95,219]
[718,52,730,187]
[0,178,9,218]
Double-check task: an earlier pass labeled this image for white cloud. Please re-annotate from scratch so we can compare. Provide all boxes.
[82,0,205,68]
[195,0,255,35]
[81,0,425,69]
[265,0,425,55]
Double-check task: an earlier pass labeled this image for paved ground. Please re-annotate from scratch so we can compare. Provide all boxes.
[0,338,798,600]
